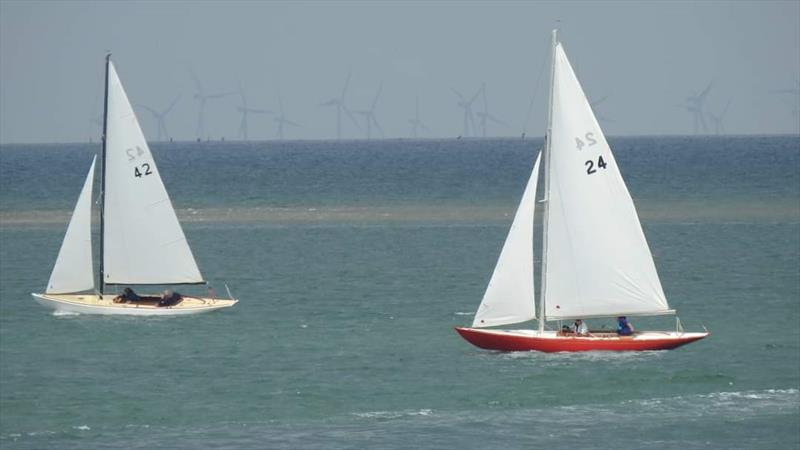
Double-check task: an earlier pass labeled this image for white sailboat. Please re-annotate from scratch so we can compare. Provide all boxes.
[456,31,708,352]
[32,55,238,315]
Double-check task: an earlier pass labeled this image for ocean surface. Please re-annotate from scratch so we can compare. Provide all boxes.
[1,136,798,449]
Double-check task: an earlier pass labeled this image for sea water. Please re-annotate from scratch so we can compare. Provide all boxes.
[0,136,798,449]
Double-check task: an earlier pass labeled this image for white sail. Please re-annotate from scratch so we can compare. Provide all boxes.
[473,153,541,327]
[47,157,96,294]
[102,62,204,285]
[543,43,671,320]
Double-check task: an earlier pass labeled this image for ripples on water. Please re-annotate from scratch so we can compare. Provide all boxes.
[1,137,798,449]
[2,389,796,449]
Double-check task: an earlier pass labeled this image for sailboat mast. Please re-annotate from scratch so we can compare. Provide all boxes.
[98,53,110,296]
[539,29,557,333]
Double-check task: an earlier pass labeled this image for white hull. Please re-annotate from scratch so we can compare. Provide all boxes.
[31,293,237,316]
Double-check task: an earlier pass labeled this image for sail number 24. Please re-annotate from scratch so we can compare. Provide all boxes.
[575,132,607,175]
[585,156,607,175]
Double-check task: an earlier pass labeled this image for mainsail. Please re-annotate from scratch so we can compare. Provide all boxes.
[102,62,204,285]
[542,43,671,320]
[473,153,541,327]
[47,157,96,294]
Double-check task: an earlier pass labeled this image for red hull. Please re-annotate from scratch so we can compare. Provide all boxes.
[455,327,708,352]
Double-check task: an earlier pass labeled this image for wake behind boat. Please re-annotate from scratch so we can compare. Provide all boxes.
[455,30,708,352]
[31,55,237,315]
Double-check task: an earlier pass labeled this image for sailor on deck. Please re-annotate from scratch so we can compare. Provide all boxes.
[114,287,140,303]
[570,319,589,336]
[617,316,635,336]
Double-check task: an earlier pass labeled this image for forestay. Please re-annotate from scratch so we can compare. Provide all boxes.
[47,157,96,294]
[543,43,671,320]
[473,153,541,327]
[102,62,204,285]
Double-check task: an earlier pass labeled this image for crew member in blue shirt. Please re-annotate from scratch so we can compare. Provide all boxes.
[617,316,634,336]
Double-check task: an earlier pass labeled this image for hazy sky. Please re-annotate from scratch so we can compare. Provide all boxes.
[1,1,798,143]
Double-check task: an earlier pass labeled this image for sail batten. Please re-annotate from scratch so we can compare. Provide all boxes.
[102,62,204,285]
[542,43,670,320]
[46,157,97,294]
[472,153,541,328]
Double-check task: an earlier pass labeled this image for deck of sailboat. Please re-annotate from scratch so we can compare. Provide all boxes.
[455,327,709,352]
[31,293,237,316]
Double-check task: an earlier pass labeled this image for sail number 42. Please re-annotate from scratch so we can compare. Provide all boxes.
[127,146,152,178]
[134,163,152,178]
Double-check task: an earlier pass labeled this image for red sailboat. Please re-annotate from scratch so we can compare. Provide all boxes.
[455,30,708,352]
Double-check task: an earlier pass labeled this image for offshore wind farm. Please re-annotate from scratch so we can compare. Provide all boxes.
[1,2,798,450]
[2,3,799,144]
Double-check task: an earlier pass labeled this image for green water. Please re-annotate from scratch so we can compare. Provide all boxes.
[0,137,798,449]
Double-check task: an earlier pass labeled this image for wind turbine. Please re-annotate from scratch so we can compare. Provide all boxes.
[408,96,431,138]
[771,81,800,123]
[319,71,360,139]
[236,83,272,141]
[681,81,713,134]
[354,83,384,139]
[475,82,507,137]
[138,95,181,142]
[708,100,731,135]
[453,86,481,137]
[589,95,614,123]
[190,69,236,140]
[88,116,103,143]
[273,94,301,140]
